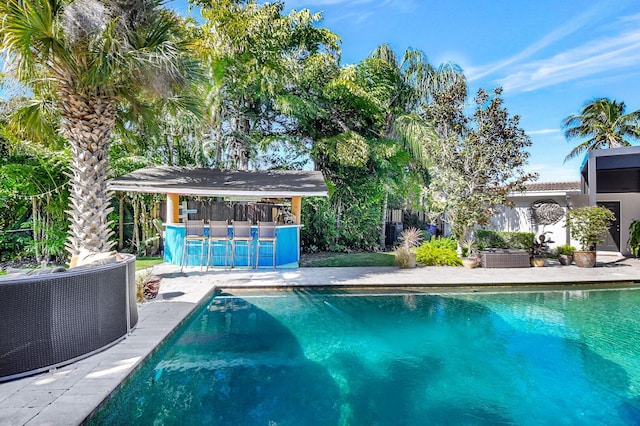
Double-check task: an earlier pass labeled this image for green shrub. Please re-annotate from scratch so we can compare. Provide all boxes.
[629,220,640,257]
[428,236,458,251]
[421,230,433,242]
[475,230,535,250]
[555,243,576,256]
[302,191,383,253]
[416,240,462,266]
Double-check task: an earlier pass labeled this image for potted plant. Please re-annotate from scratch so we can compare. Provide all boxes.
[628,219,640,258]
[530,232,551,267]
[555,243,576,265]
[460,239,479,269]
[565,205,616,267]
[395,227,423,268]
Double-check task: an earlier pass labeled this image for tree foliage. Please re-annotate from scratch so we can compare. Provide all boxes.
[195,0,340,169]
[565,205,616,251]
[0,0,542,260]
[0,141,69,262]
[426,87,537,243]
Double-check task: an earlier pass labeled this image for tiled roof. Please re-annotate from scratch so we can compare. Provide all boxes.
[524,181,581,192]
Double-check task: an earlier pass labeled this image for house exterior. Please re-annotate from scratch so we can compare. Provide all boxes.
[489,146,640,255]
[489,181,586,250]
[579,146,640,255]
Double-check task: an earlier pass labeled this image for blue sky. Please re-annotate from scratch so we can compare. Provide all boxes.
[168,1,640,182]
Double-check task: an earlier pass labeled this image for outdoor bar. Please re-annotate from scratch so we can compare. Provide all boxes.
[109,166,328,268]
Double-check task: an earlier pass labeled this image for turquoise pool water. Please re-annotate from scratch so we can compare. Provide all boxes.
[92,288,640,425]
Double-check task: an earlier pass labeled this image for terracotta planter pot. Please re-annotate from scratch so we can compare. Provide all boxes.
[407,253,417,268]
[530,257,545,267]
[558,254,573,266]
[573,250,596,268]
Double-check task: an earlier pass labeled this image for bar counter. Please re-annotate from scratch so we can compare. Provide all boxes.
[163,224,302,269]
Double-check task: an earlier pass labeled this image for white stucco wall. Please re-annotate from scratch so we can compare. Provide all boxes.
[487,193,589,250]
[489,191,640,254]
[489,197,566,248]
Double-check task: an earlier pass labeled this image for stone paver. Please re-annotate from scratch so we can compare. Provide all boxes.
[0,255,639,425]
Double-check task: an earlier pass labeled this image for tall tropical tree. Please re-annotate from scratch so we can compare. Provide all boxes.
[0,0,202,256]
[195,0,339,170]
[361,45,467,248]
[563,98,640,161]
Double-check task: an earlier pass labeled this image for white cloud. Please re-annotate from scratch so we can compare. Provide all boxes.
[499,28,640,93]
[466,2,640,93]
[528,128,560,135]
[466,3,606,82]
[329,10,374,24]
[287,0,362,5]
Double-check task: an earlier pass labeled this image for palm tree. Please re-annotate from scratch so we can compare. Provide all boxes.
[363,44,466,248]
[563,98,640,161]
[0,0,201,257]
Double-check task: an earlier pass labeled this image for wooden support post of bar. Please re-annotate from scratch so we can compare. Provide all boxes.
[291,196,302,224]
[167,193,180,224]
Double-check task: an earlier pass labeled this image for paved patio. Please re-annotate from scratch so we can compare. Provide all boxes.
[2,255,640,425]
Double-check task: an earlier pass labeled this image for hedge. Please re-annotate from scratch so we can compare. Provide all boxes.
[475,230,535,250]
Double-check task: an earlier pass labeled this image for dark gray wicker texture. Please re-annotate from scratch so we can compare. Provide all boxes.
[0,254,137,382]
[480,250,531,268]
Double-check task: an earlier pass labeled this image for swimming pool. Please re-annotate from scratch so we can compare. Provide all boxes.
[92,288,640,425]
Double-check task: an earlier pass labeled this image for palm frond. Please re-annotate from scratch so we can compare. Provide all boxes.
[393,114,435,167]
[563,97,640,158]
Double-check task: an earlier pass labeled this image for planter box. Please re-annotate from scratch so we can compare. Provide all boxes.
[480,250,531,268]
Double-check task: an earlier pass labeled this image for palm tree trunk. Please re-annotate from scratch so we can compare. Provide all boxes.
[58,87,117,256]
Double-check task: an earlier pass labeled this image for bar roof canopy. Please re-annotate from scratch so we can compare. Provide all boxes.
[109,166,328,198]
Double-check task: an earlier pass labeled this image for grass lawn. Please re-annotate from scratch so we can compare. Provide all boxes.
[136,257,164,271]
[300,251,395,267]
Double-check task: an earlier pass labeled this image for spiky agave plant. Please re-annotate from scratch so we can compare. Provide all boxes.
[395,227,423,268]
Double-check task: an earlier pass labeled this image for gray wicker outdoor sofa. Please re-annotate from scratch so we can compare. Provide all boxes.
[480,249,531,268]
[0,253,137,382]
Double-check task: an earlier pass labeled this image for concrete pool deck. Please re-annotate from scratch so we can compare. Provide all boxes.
[2,254,640,425]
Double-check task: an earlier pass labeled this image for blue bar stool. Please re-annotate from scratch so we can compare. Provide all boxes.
[255,221,277,269]
[181,219,207,272]
[206,220,232,271]
[231,221,253,269]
